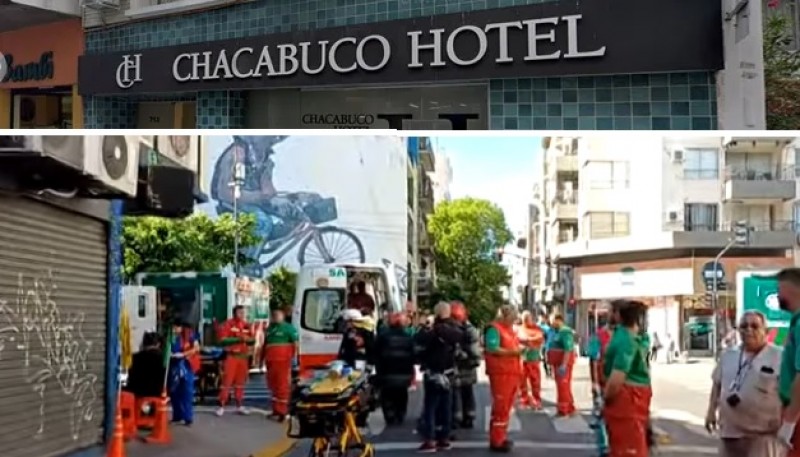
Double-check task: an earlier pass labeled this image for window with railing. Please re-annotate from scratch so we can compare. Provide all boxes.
[795,202,800,232]
[587,212,630,239]
[558,229,577,243]
[683,203,718,231]
[794,147,800,178]
[726,152,775,180]
[683,149,719,180]
[588,161,629,189]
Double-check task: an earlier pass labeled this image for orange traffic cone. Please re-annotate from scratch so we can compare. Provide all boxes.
[144,390,171,444]
[107,403,126,457]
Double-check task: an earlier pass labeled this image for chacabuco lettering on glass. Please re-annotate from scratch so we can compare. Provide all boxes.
[301,113,375,129]
[1,52,55,83]
[168,14,603,83]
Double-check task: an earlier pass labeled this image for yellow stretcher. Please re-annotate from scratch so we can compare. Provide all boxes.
[288,366,376,457]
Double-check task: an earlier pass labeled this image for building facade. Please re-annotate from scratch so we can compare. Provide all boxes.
[0,156,123,457]
[75,0,749,130]
[0,0,84,128]
[535,135,799,356]
[407,137,438,305]
[431,151,453,204]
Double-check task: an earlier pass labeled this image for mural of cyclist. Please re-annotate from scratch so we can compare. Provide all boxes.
[210,136,308,259]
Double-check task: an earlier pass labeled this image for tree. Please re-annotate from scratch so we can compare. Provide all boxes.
[122,212,260,280]
[764,10,800,129]
[268,266,298,311]
[427,198,513,326]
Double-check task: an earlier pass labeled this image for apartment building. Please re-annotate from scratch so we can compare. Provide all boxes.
[535,135,797,356]
[407,137,438,305]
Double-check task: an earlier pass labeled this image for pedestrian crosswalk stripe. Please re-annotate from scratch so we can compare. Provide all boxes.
[372,440,717,454]
[652,409,705,427]
[483,406,521,433]
[551,414,590,434]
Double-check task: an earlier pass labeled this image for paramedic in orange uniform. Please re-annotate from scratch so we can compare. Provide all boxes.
[518,311,545,410]
[547,313,576,416]
[484,305,522,452]
[262,308,298,422]
[216,305,256,416]
[602,300,651,457]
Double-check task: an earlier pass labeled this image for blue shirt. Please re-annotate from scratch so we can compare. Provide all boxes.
[541,324,555,350]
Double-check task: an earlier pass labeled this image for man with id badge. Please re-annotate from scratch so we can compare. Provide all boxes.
[706,310,784,456]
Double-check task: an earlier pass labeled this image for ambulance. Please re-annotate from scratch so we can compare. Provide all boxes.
[293,262,404,372]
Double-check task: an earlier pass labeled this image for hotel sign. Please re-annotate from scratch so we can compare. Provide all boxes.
[78,0,723,95]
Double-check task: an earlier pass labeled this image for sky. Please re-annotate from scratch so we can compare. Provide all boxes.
[432,136,542,241]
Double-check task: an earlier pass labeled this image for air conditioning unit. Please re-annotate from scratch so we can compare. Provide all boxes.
[83,136,141,196]
[155,135,199,171]
[81,0,121,9]
[666,209,683,223]
[0,136,140,197]
[671,149,684,163]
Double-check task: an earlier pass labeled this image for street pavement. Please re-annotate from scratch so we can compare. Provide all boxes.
[287,358,719,457]
[126,373,290,457]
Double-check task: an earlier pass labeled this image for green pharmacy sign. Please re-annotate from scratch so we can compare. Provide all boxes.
[738,272,791,345]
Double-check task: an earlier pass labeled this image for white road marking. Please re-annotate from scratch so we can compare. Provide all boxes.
[367,408,386,436]
[373,440,717,454]
[551,414,591,434]
[483,406,522,432]
[651,409,705,427]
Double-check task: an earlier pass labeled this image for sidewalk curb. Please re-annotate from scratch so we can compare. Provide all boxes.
[249,423,296,457]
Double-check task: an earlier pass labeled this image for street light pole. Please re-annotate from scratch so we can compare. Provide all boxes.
[712,220,751,360]
[231,156,246,276]
[711,238,735,360]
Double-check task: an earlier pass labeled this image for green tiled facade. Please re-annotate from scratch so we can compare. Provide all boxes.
[83,0,717,130]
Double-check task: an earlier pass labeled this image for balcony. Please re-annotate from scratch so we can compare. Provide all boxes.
[675,220,794,249]
[557,230,577,244]
[550,190,578,221]
[722,165,796,202]
[555,154,579,172]
[0,0,80,32]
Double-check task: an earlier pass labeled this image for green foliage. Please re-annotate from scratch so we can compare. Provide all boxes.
[764,12,800,129]
[122,212,260,280]
[427,198,513,327]
[267,266,298,310]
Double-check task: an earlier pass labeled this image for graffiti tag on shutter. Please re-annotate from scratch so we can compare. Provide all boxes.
[0,270,98,441]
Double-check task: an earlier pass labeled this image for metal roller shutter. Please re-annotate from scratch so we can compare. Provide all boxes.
[0,196,107,457]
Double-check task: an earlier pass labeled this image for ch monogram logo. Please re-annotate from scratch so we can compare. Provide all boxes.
[115,54,142,89]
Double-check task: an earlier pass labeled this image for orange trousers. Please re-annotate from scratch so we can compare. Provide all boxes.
[603,384,652,457]
[265,344,294,416]
[519,361,542,408]
[489,373,519,447]
[219,356,249,406]
[547,349,575,416]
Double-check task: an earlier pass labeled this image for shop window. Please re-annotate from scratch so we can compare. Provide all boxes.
[12,93,72,129]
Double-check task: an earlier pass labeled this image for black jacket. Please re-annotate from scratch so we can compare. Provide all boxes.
[375,326,415,388]
[415,317,465,374]
[454,321,481,386]
[338,325,375,367]
[125,348,166,398]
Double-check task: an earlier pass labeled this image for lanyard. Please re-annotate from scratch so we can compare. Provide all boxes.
[732,347,762,391]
